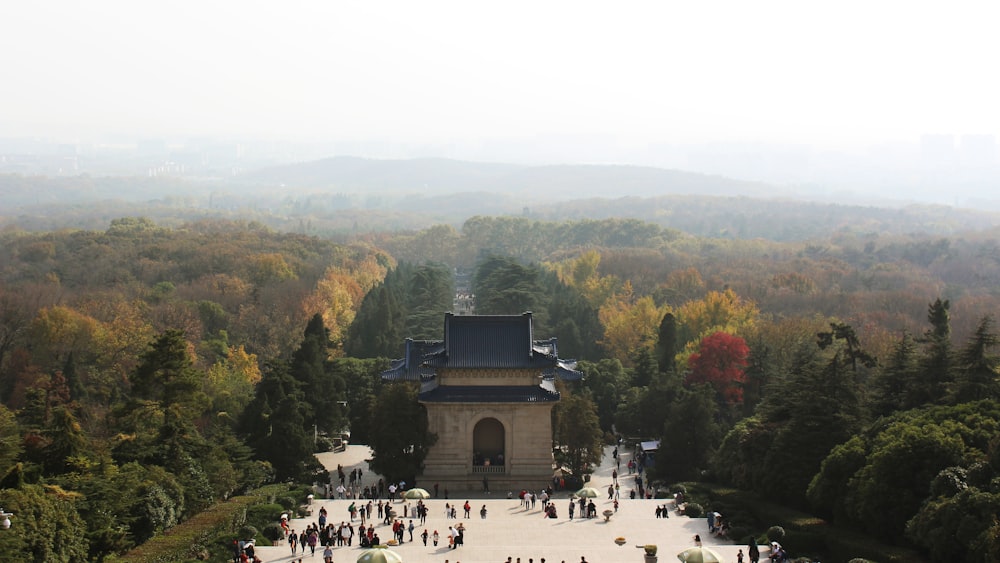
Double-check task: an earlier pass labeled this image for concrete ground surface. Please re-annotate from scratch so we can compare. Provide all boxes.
[254,446,767,563]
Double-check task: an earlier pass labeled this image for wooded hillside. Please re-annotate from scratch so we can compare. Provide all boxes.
[0,212,997,561]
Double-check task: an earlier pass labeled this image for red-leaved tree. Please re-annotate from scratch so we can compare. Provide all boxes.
[685,331,750,405]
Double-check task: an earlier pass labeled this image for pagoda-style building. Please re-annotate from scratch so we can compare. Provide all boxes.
[381,312,581,492]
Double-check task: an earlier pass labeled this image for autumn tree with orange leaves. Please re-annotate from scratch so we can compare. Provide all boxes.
[686,331,750,407]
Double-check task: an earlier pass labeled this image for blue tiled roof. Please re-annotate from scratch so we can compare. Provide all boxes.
[419,384,560,403]
[543,361,584,381]
[381,339,443,382]
[424,312,558,369]
[380,313,584,381]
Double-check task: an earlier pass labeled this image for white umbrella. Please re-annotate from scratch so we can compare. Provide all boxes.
[357,546,404,563]
[403,487,431,499]
[677,546,725,563]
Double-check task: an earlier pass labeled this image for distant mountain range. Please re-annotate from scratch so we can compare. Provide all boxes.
[240,156,784,200]
[3,156,999,239]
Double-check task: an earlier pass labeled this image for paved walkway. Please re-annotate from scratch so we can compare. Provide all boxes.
[254,446,764,563]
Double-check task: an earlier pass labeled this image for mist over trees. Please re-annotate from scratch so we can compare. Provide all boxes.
[5,158,1000,241]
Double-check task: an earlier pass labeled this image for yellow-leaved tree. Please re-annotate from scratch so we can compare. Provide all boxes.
[246,252,297,287]
[206,344,261,415]
[548,249,621,309]
[598,282,670,364]
[674,288,759,366]
[28,306,106,370]
[303,249,393,354]
[348,250,394,294]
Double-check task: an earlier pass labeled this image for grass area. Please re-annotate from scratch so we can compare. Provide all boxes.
[677,482,927,563]
[108,484,301,563]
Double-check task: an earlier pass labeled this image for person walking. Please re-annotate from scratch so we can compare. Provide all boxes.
[307,529,318,556]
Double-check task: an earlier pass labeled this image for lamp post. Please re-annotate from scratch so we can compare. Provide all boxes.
[0,508,12,529]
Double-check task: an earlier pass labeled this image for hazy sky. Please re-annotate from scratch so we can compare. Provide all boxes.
[3,1,998,151]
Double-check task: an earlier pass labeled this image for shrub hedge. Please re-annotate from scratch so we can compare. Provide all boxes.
[110,484,294,563]
[676,482,926,563]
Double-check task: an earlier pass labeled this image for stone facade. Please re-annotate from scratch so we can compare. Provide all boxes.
[381,313,581,493]
[420,368,556,492]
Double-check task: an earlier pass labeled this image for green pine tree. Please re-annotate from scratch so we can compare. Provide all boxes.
[950,316,1000,403]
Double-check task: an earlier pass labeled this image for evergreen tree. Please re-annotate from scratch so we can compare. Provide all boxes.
[614,370,682,439]
[554,389,605,479]
[810,401,1000,544]
[907,298,954,408]
[950,316,1000,403]
[655,383,720,482]
[290,314,346,437]
[130,329,201,408]
[333,357,387,445]
[631,347,659,388]
[158,402,214,514]
[42,405,87,474]
[116,330,232,513]
[114,330,207,468]
[751,342,864,505]
[656,312,678,374]
[405,263,454,339]
[816,322,877,373]
[0,404,23,479]
[62,351,86,402]
[741,337,771,417]
[0,484,90,561]
[345,283,403,358]
[473,255,544,319]
[544,271,603,360]
[871,330,918,417]
[579,359,630,432]
[367,382,436,484]
[240,361,319,481]
[345,263,452,357]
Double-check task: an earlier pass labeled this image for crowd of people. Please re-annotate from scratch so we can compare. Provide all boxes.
[236,442,779,563]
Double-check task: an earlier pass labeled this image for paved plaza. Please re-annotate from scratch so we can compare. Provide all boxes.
[255,446,764,563]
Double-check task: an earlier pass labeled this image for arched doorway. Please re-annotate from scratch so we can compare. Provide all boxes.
[472,418,505,466]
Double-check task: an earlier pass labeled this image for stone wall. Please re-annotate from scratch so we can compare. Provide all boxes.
[420,400,555,492]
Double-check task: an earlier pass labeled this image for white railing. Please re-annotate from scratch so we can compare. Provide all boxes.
[471,465,505,474]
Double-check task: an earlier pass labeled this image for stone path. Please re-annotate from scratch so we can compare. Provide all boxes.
[254,445,767,563]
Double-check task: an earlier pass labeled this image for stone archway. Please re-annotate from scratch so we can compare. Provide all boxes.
[472,417,505,466]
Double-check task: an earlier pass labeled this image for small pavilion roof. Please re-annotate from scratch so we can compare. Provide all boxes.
[380,338,443,382]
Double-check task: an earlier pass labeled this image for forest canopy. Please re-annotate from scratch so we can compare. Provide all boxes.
[0,211,998,561]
